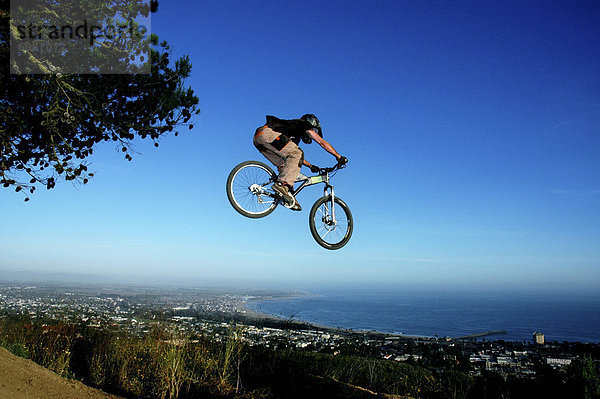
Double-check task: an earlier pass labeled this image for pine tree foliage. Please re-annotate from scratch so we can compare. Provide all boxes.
[0,0,199,200]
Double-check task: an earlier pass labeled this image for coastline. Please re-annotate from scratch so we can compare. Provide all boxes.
[236,296,436,341]
[235,290,600,344]
[236,298,286,323]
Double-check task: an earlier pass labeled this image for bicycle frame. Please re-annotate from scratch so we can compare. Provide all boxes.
[291,167,338,222]
[292,171,332,196]
[255,164,342,221]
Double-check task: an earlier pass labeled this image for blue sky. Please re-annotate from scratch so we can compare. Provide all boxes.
[1,0,599,292]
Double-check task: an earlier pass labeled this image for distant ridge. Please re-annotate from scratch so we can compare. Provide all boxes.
[0,269,289,289]
[0,270,118,285]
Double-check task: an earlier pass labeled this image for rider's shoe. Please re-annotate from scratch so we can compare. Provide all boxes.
[272,181,295,205]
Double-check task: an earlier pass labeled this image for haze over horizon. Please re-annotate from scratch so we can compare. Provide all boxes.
[1,269,598,298]
[1,1,599,294]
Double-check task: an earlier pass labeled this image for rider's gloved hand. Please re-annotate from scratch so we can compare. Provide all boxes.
[337,156,348,166]
[310,164,320,173]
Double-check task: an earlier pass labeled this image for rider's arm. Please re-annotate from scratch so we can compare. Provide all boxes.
[307,129,342,160]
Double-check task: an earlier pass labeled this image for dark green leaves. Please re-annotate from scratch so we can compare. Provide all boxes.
[0,1,200,201]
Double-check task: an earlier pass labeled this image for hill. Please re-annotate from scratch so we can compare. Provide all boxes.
[0,347,123,399]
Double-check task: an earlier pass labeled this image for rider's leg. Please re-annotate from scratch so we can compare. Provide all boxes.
[254,127,302,209]
[253,127,302,188]
[277,146,302,188]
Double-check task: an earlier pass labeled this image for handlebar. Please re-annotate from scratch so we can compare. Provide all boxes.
[320,162,346,175]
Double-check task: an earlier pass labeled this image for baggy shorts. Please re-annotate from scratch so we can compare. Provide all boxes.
[253,125,303,187]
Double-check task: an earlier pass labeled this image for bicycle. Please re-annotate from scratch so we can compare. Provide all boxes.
[226,161,353,250]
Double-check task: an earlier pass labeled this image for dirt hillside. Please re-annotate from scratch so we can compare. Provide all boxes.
[0,347,123,399]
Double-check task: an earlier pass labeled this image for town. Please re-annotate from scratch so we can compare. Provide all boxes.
[1,282,598,381]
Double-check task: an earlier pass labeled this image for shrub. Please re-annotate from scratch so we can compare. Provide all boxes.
[7,342,30,358]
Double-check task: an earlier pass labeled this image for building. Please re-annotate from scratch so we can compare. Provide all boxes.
[533,332,544,345]
[546,358,572,368]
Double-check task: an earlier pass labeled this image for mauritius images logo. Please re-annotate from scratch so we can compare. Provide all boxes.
[10,0,152,74]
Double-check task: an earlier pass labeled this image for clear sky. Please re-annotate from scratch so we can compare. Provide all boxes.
[1,0,599,292]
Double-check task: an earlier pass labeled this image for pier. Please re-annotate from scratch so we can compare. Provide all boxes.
[450,330,508,341]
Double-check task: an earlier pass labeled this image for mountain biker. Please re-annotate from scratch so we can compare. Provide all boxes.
[253,114,348,211]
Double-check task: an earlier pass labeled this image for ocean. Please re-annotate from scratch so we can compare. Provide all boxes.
[247,287,600,343]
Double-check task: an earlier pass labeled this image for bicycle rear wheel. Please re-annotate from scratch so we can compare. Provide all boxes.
[309,196,353,250]
[226,161,279,218]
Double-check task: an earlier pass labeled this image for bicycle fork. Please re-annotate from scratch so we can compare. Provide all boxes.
[324,184,337,226]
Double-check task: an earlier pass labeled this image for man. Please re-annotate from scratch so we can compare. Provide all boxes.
[253,114,347,211]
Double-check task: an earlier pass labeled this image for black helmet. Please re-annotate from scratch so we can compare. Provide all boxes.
[300,114,322,136]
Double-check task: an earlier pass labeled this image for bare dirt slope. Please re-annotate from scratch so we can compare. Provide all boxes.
[0,347,123,399]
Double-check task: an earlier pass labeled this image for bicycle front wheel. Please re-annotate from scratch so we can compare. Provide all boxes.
[309,196,353,250]
[226,161,279,218]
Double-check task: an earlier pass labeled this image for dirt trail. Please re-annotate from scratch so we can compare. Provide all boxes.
[0,347,123,399]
